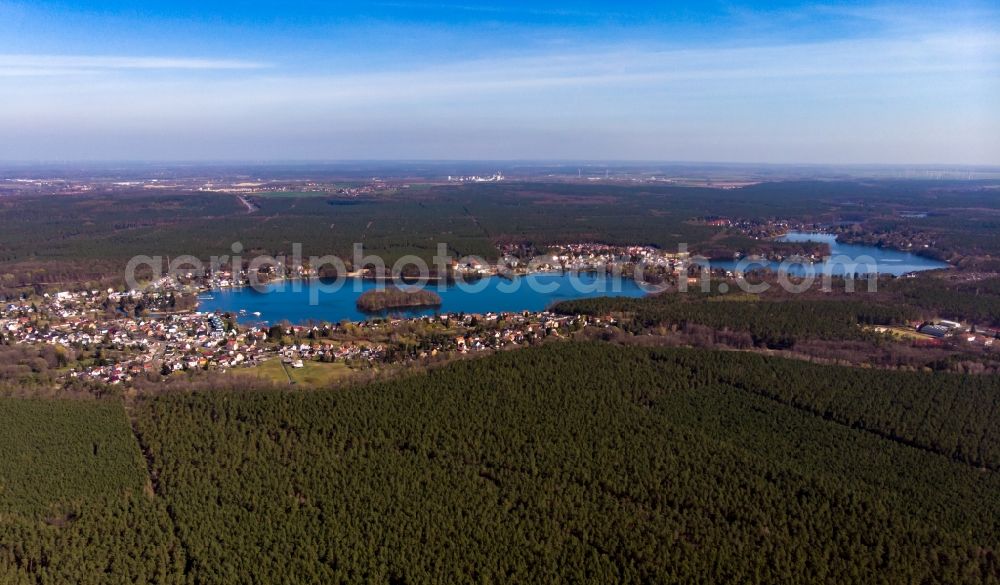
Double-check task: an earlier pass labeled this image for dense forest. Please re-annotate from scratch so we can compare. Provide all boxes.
[551,275,1000,372]
[3,179,998,296]
[555,295,915,348]
[884,276,1000,326]
[356,288,442,312]
[0,399,184,584]
[129,344,1000,583]
[4,343,996,583]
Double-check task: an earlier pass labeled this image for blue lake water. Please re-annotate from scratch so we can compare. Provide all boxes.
[200,273,650,325]
[200,234,949,324]
[709,232,949,277]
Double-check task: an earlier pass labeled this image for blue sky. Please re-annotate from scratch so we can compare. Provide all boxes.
[0,0,997,163]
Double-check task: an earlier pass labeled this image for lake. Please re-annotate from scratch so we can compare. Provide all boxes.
[200,273,650,325]
[709,232,949,277]
[201,234,949,324]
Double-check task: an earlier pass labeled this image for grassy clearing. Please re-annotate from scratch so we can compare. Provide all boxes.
[229,358,352,387]
[707,292,761,302]
[286,360,353,386]
[401,183,437,191]
[252,190,332,198]
[228,359,291,385]
[865,325,935,340]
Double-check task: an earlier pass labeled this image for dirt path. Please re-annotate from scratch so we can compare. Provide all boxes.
[361,220,375,242]
[122,394,194,568]
[236,194,259,213]
[279,360,295,385]
[463,206,491,238]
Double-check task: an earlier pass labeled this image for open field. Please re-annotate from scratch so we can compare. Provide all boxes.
[227,358,292,384]
[882,326,935,340]
[228,358,352,387]
[250,190,336,198]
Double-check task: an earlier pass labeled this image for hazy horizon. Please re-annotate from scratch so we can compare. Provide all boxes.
[1,159,999,169]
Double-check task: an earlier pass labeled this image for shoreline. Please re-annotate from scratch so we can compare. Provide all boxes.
[773,229,952,265]
[194,271,655,325]
[200,268,646,295]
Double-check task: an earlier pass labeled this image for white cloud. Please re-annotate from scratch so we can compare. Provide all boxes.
[119,31,994,106]
[369,1,608,17]
[0,24,996,163]
[0,54,268,75]
[1,24,996,94]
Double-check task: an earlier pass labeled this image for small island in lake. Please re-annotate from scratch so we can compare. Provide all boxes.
[356,288,442,312]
